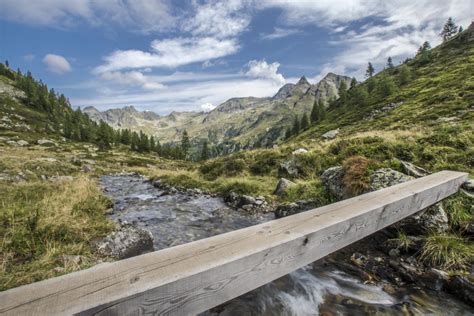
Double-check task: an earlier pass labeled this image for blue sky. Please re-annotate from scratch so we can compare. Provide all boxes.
[0,1,471,114]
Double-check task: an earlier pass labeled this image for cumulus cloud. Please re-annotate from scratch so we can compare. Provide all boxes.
[245,59,285,85]
[95,37,239,73]
[200,102,216,111]
[43,54,72,74]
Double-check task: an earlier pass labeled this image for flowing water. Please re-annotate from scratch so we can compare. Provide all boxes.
[101,174,472,316]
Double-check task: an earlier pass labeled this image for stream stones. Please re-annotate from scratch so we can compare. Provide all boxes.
[91,223,154,259]
[274,199,320,218]
[224,192,269,213]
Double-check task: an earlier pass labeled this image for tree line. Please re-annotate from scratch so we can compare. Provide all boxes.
[0,62,206,160]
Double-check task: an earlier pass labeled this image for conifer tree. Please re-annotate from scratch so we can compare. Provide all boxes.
[440,17,458,42]
[350,77,357,89]
[386,57,394,69]
[181,130,190,159]
[338,81,348,104]
[285,126,293,139]
[398,64,411,85]
[5,60,9,68]
[300,113,309,130]
[200,139,209,160]
[318,102,326,121]
[365,62,375,78]
[458,26,463,33]
[292,116,300,135]
[311,100,319,123]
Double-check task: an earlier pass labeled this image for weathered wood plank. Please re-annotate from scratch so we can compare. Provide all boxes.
[0,171,467,316]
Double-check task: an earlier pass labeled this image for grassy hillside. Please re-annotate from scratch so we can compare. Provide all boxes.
[151,25,473,271]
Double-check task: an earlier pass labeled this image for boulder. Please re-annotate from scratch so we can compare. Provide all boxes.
[321,166,449,234]
[92,224,154,259]
[369,168,414,191]
[462,179,474,193]
[274,178,296,196]
[321,129,339,140]
[292,148,308,155]
[320,166,347,200]
[279,159,299,177]
[37,139,56,146]
[49,175,74,182]
[275,199,320,218]
[398,159,430,178]
[17,140,29,146]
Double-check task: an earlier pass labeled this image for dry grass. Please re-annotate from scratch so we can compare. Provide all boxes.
[0,177,113,290]
[342,155,376,196]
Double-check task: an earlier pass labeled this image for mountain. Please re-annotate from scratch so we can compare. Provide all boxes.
[84,73,352,153]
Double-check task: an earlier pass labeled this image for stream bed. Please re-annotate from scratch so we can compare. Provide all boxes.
[101,174,472,315]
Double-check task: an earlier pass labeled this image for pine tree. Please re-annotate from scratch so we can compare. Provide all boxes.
[149,136,156,152]
[386,57,394,69]
[458,26,464,33]
[338,81,348,105]
[317,102,326,121]
[365,62,375,78]
[377,77,397,97]
[181,130,190,159]
[417,41,431,54]
[200,139,209,160]
[351,85,369,107]
[285,126,293,139]
[440,17,458,42]
[350,77,357,89]
[5,60,9,68]
[300,113,309,130]
[311,100,319,123]
[292,116,300,135]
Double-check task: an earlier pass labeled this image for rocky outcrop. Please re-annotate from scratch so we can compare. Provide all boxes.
[91,223,154,259]
[397,159,430,178]
[279,159,299,177]
[37,139,56,146]
[321,166,449,234]
[320,166,347,199]
[274,178,296,196]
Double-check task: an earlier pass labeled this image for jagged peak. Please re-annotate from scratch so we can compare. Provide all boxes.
[296,76,310,85]
[122,105,138,112]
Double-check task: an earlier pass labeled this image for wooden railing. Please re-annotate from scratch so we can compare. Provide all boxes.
[0,171,468,315]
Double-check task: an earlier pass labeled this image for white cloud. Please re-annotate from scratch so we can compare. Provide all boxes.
[95,37,239,73]
[200,102,216,111]
[99,70,165,90]
[183,0,251,39]
[42,54,72,74]
[0,0,175,33]
[261,27,301,40]
[245,59,285,85]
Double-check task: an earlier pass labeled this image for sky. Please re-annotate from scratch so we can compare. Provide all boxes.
[0,1,472,114]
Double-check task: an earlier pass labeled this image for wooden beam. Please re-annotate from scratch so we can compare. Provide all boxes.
[0,171,467,316]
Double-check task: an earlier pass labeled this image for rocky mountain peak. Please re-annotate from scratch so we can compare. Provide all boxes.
[122,105,138,113]
[296,76,310,86]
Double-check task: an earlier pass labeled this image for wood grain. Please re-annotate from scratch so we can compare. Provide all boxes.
[0,171,467,316]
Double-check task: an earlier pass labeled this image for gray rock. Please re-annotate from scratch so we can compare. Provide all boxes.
[92,224,154,259]
[389,248,400,257]
[240,195,256,207]
[292,148,308,155]
[398,160,430,178]
[320,166,347,200]
[274,178,296,196]
[369,168,414,191]
[17,140,29,146]
[82,164,94,173]
[279,159,299,177]
[462,179,474,192]
[37,139,56,146]
[321,129,339,140]
[275,199,320,218]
